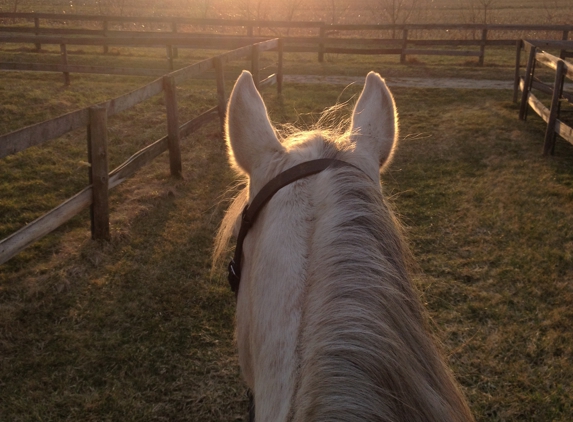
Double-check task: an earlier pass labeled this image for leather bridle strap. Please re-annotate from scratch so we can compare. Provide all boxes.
[228,158,361,297]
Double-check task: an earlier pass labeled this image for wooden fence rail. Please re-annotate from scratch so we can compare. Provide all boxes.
[0,33,275,79]
[515,40,573,155]
[0,30,565,75]
[0,38,282,265]
[1,13,573,65]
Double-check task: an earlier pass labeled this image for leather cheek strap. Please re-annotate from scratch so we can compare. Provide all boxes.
[228,158,363,298]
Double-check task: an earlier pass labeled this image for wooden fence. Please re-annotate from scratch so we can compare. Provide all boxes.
[1,12,573,66]
[0,33,275,81]
[0,38,283,265]
[514,40,573,155]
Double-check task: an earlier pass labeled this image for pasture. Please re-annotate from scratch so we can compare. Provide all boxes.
[1,50,573,420]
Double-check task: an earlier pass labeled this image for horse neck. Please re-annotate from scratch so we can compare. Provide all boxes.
[237,173,319,422]
[241,166,400,421]
[240,166,472,422]
[288,171,473,422]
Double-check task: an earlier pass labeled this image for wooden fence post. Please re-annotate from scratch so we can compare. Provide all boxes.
[318,24,325,63]
[560,30,569,60]
[400,28,409,64]
[88,105,110,241]
[543,60,565,155]
[519,45,536,121]
[171,21,179,59]
[513,40,522,103]
[214,57,226,134]
[167,45,175,71]
[34,17,41,51]
[163,75,182,177]
[479,28,488,66]
[103,20,109,54]
[277,38,284,95]
[60,44,70,86]
[251,44,260,91]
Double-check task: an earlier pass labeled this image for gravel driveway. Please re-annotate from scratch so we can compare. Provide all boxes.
[284,75,515,89]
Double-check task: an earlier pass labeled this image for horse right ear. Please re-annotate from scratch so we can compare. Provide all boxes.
[225,71,284,177]
[349,72,398,176]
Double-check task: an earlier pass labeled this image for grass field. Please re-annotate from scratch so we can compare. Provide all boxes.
[1,45,573,421]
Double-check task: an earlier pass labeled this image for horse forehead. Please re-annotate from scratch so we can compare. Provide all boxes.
[283,134,342,168]
[248,133,345,201]
[284,132,328,151]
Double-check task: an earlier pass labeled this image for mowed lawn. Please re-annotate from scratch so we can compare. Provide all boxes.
[1,67,573,421]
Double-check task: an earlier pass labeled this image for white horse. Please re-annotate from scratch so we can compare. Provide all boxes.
[214,71,474,422]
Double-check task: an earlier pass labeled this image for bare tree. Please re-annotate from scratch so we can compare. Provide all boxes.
[330,0,338,24]
[541,0,573,24]
[199,0,212,19]
[474,0,497,24]
[458,0,480,39]
[235,0,269,35]
[11,0,21,23]
[329,0,350,25]
[97,0,127,16]
[237,0,269,21]
[282,0,305,35]
[187,0,213,19]
[254,0,270,23]
[370,0,424,38]
[284,0,304,21]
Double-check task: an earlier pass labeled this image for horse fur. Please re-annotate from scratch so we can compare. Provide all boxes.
[216,71,474,422]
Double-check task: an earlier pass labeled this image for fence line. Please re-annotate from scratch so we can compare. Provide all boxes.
[1,13,573,66]
[0,38,282,265]
[515,40,573,155]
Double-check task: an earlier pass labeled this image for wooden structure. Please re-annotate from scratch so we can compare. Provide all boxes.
[0,33,273,79]
[0,39,282,265]
[1,12,573,66]
[514,40,573,155]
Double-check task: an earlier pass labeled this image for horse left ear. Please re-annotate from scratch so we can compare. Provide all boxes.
[349,72,398,173]
[225,71,284,177]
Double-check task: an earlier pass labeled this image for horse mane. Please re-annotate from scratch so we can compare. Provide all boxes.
[214,102,473,421]
[289,163,473,421]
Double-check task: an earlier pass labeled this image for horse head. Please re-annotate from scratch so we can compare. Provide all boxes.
[217,71,474,422]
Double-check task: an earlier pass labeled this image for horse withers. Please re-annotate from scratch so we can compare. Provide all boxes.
[214,71,474,422]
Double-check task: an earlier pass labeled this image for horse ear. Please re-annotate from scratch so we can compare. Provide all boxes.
[349,72,398,173]
[225,71,284,176]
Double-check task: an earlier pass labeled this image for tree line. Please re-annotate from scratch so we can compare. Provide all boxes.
[5,0,573,26]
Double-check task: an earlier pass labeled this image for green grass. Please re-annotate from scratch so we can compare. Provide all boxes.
[1,55,573,421]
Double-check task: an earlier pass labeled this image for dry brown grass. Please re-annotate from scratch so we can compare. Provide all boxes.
[387,88,573,421]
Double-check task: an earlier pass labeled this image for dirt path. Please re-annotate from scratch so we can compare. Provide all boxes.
[284,75,515,90]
